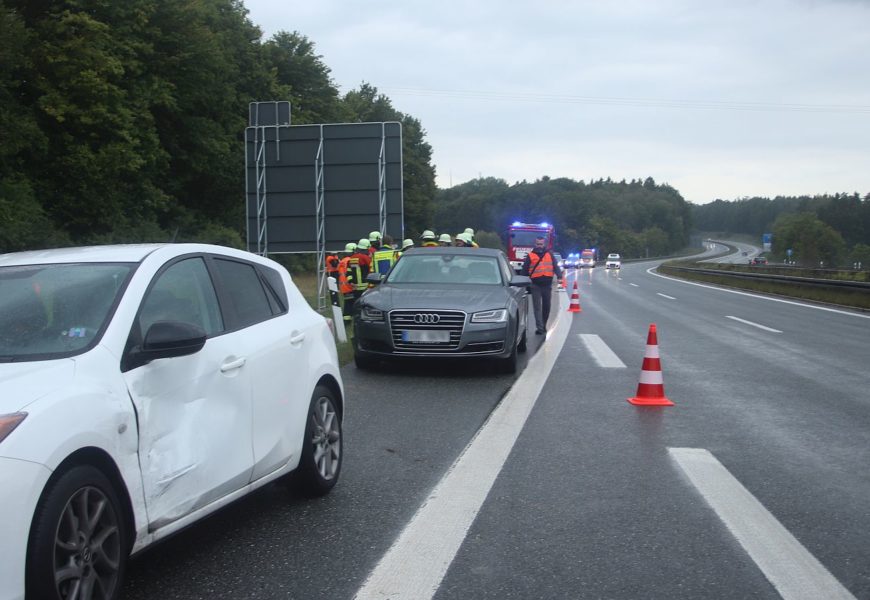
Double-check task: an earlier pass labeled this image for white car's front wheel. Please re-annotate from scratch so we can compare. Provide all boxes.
[27,465,127,600]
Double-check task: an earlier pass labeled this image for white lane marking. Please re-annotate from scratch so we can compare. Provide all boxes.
[669,448,856,600]
[579,334,626,368]
[354,294,572,600]
[647,267,870,319]
[726,315,783,333]
[657,293,676,300]
[629,282,639,287]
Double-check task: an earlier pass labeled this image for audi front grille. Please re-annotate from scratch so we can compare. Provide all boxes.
[389,309,466,353]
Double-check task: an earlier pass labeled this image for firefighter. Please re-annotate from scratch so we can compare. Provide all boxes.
[464,228,480,248]
[338,243,360,318]
[325,249,341,280]
[420,230,438,247]
[438,233,452,247]
[354,238,372,276]
[454,233,469,247]
[368,231,382,255]
[373,234,399,276]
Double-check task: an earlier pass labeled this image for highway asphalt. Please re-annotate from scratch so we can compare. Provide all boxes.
[123,250,869,599]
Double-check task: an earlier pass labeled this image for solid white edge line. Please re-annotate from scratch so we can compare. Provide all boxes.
[725,315,783,333]
[579,334,626,368]
[647,266,870,319]
[353,291,573,600]
[669,448,856,600]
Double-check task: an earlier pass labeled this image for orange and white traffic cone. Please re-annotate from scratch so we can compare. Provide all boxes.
[567,280,582,313]
[628,323,674,406]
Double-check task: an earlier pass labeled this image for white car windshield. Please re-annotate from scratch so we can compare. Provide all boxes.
[388,255,502,285]
[0,263,133,360]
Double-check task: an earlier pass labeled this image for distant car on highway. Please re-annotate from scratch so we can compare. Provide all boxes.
[0,244,344,600]
[750,256,768,265]
[554,252,564,269]
[353,247,530,373]
[605,253,621,269]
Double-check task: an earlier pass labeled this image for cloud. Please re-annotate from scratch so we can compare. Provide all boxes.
[244,0,870,202]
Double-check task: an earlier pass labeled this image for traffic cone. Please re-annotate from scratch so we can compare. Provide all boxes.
[567,280,582,313]
[628,323,674,406]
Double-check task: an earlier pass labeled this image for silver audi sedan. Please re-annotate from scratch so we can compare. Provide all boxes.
[352,247,531,373]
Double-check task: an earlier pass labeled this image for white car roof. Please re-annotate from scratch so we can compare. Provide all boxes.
[0,244,264,267]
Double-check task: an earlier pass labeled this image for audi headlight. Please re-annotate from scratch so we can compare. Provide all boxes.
[360,306,385,321]
[472,309,508,323]
[0,412,27,444]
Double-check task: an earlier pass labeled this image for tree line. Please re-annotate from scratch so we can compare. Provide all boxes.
[432,176,693,258]
[693,194,870,267]
[0,0,435,252]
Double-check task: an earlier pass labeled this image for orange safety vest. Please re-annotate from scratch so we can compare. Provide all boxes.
[338,256,362,295]
[528,251,555,279]
[325,254,340,277]
[421,241,439,247]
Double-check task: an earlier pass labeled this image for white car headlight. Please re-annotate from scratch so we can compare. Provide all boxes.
[360,306,385,321]
[472,309,508,323]
[0,412,27,444]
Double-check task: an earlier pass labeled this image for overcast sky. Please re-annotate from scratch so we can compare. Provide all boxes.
[243,0,870,205]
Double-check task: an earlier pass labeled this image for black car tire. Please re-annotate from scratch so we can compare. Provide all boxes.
[517,316,528,353]
[27,464,127,600]
[293,385,342,497]
[499,337,518,374]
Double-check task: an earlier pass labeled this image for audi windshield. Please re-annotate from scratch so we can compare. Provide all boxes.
[387,254,503,285]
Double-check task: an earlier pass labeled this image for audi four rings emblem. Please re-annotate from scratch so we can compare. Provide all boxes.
[414,313,440,324]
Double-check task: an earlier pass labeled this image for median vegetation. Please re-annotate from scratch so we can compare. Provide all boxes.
[658,259,870,310]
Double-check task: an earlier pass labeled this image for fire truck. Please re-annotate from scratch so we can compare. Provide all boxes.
[578,248,597,268]
[507,222,556,271]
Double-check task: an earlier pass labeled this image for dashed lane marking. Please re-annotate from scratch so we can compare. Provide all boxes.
[726,315,783,333]
[579,334,626,368]
[657,292,676,300]
[669,448,856,600]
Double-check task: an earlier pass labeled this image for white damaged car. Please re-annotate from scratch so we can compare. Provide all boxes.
[0,244,344,600]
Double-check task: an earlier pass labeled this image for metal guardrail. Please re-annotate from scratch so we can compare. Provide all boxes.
[660,265,870,291]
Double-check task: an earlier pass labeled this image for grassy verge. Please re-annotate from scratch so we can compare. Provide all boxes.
[292,272,355,365]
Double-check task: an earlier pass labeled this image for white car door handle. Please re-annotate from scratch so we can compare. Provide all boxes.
[290,332,305,344]
[220,357,246,372]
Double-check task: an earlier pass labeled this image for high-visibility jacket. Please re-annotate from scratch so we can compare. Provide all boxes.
[421,241,438,247]
[372,248,398,275]
[325,253,340,277]
[527,251,555,279]
[338,256,361,295]
[350,252,371,291]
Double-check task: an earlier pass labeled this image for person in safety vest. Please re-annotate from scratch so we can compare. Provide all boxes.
[521,235,563,335]
[396,239,414,261]
[353,239,373,291]
[368,231,382,255]
[420,230,438,247]
[325,250,341,279]
[338,242,361,318]
[464,228,480,248]
[438,233,452,247]
[373,234,398,276]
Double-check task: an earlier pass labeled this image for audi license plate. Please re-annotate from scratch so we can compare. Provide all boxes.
[402,330,449,343]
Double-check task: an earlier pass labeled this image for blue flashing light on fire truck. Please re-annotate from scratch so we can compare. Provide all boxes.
[507,222,556,271]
